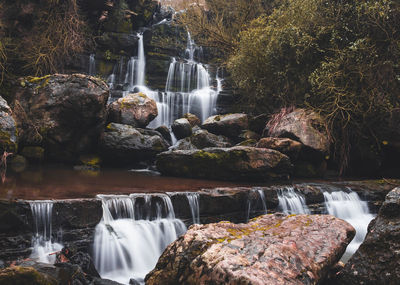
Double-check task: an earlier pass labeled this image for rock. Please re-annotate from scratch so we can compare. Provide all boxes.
[183,113,201,127]
[248,113,269,134]
[101,123,169,165]
[171,118,192,140]
[294,160,327,178]
[202,113,248,139]
[0,96,18,153]
[67,251,100,278]
[21,146,45,162]
[108,92,158,128]
[267,108,330,156]
[190,129,231,149]
[155,125,172,144]
[145,214,355,285]
[171,130,231,151]
[256,137,302,160]
[0,266,57,284]
[13,74,109,162]
[236,139,257,147]
[337,187,400,284]
[238,130,260,141]
[156,146,292,181]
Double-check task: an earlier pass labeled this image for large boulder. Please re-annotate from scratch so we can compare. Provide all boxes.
[13,74,109,162]
[202,113,248,139]
[171,118,192,140]
[108,92,158,128]
[0,96,18,153]
[101,123,169,165]
[337,187,400,284]
[267,109,330,156]
[146,214,355,285]
[171,129,232,151]
[156,146,292,181]
[256,137,302,160]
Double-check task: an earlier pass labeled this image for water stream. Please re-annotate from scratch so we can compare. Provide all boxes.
[323,189,375,262]
[185,192,200,224]
[246,189,268,222]
[277,187,311,214]
[93,194,186,284]
[29,201,63,264]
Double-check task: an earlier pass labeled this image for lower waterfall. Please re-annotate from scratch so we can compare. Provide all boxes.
[93,194,186,284]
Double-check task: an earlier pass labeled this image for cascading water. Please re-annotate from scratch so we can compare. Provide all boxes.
[277,187,311,214]
[185,192,200,224]
[246,189,268,222]
[323,189,375,262]
[89,54,96,76]
[93,194,186,284]
[109,30,221,129]
[29,201,63,264]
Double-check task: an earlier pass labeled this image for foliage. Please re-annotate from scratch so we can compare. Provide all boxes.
[227,0,400,173]
[179,0,275,61]
[0,0,92,78]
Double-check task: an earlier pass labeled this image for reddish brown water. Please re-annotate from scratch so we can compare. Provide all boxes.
[0,166,253,200]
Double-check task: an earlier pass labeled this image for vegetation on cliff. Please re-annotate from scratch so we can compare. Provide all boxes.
[182,0,400,173]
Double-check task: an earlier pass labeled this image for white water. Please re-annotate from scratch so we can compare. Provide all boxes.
[113,31,220,128]
[277,187,311,214]
[185,192,200,224]
[323,190,375,262]
[29,201,63,264]
[246,189,268,222]
[93,194,186,284]
[89,54,96,76]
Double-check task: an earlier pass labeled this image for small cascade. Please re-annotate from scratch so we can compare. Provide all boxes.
[323,190,375,262]
[124,33,146,91]
[246,189,268,222]
[29,201,63,264]
[277,187,311,215]
[185,192,200,224]
[93,194,186,284]
[89,54,96,76]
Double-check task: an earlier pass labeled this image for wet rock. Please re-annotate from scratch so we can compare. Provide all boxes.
[108,92,158,128]
[238,130,260,141]
[183,113,201,127]
[0,96,18,153]
[156,146,292,181]
[256,137,302,161]
[202,113,248,139]
[155,125,171,144]
[267,109,330,157]
[101,123,169,166]
[171,118,192,140]
[13,74,109,162]
[337,187,400,284]
[67,251,100,278]
[146,214,355,285]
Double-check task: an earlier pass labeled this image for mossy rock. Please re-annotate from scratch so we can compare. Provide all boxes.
[0,266,56,285]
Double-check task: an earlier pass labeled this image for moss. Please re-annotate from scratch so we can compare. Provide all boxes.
[106,123,117,132]
[80,155,101,167]
[0,130,17,152]
[25,75,51,89]
[0,266,55,285]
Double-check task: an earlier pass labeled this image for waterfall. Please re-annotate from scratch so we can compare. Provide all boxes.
[110,31,220,129]
[323,189,375,262]
[124,33,146,91]
[89,54,96,76]
[246,189,268,222]
[277,187,311,214]
[93,194,186,284]
[29,201,63,264]
[185,192,200,224]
